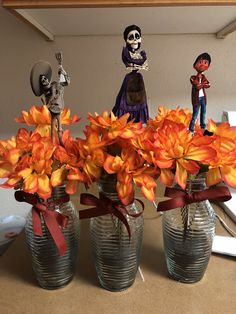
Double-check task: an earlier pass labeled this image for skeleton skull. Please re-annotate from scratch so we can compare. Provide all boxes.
[126,30,142,52]
[40,75,50,87]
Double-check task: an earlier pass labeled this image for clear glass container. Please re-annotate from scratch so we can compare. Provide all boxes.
[25,185,80,289]
[162,176,215,283]
[90,179,144,291]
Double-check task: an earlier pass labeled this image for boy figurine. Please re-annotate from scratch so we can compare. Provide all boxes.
[189,52,213,136]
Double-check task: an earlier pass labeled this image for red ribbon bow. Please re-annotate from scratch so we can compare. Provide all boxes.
[15,190,69,256]
[79,193,144,239]
[157,186,232,212]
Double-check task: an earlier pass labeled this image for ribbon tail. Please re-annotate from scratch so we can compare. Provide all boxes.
[208,186,232,203]
[32,206,43,236]
[80,193,100,206]
[43,211,68,256]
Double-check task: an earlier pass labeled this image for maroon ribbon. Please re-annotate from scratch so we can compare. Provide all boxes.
[15,190,69,256]
[79,193,144,239]
[157,186,232,212]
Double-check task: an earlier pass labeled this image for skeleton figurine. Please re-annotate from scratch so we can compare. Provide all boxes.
[30,52,70,144]
[112,25,149,124]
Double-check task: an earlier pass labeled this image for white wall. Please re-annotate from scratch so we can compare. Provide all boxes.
[1,6,236,139]
[1,5,236,218]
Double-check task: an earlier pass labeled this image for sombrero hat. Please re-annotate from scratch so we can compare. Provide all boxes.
[30,61,52,96]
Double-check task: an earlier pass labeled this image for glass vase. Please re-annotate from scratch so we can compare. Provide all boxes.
[90,179,144,291]
[162,176,215,283]
[25,185,80,289]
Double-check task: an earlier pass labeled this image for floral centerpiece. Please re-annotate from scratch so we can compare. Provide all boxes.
[0,105,158,291]
[1,101,236,287]
[0,105,82,289]
[133,105,236,191]
[0,106,80,198]
[135,105,236,283]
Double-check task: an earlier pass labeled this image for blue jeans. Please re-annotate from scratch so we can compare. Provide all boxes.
[189,97,206,132]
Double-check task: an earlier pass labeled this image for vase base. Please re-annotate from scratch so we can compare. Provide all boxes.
[37,276,74,290]
[99,280,135,292]
[168,272,204,284]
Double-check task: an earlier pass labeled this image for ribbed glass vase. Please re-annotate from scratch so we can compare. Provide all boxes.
[25,185,80,289]
[90,179,144,291]
[163,176,215,283]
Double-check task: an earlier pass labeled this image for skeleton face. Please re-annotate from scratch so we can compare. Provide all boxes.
[40,75,50,87]
[126,30,141,52]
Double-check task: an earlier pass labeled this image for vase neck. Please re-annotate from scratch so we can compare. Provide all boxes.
[185,177,206,193]
[98,180,120,202]
[38,185,69,209]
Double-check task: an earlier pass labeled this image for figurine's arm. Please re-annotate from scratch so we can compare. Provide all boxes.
[190,75,202,90]
[46,84,56,106]
[202,75,210,89]
[58,66,70,86]
[122,47,147,67]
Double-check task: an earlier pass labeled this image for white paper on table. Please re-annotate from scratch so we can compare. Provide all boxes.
[212,235,236,257]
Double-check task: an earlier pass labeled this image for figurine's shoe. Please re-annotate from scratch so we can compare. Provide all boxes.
[188,129,194,136]
[203,129,214,136]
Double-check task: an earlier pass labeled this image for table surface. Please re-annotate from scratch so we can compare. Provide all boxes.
[0,187,236,314]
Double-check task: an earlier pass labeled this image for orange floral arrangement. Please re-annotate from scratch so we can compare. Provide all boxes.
[0,106,80,199]
[136,105,236,191]
[1,104,236,206]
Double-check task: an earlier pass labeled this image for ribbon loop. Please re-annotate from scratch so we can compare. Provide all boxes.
[79,193,144,239]
[157,186,232,212]
[15,190,69,256]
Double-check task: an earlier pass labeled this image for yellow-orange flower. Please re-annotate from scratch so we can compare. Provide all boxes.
[148,105,194,129]
[104,148,156,204]
[88,111,143,141]
[151,121,216,189]
[52,130,105,195]
[16,105,80,136]
[205,123,236,188]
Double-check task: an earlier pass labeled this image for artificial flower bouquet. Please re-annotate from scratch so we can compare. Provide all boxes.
[138,106,236,193]
[1,103,236,289]
[0,105,158,207]
[1,104,236,210]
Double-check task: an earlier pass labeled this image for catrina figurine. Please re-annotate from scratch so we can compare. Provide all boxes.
[112,25,149,124]
[189,52,213,136]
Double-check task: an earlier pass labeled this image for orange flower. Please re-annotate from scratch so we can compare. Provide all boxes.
[0,128,57,199]
[88,111,143,141]
[205,127,236,188]
[104,148,156,204]
[17,136,56,199]
[16,105,80,136]
[0,137,19,178]
[52,130,105,195]
[151,121,216,189]
[208,119,236,139]
[148,106,194,129]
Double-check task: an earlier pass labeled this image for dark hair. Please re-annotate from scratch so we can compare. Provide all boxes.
[123,25,141,41]
[193,52,211,67]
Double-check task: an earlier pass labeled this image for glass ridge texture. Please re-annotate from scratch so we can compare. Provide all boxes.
[162,176,215,283]
[25,185,80,289]
[90,180,144,291]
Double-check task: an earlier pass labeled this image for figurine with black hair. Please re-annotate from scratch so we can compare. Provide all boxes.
[189,52,213,136]
[30,52,70,144]
[112,25,149,124]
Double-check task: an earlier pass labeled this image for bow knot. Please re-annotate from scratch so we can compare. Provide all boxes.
[157,186,232,212]
[187,193,197,203]
[79,193,144,239]
[15,190,69,256]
